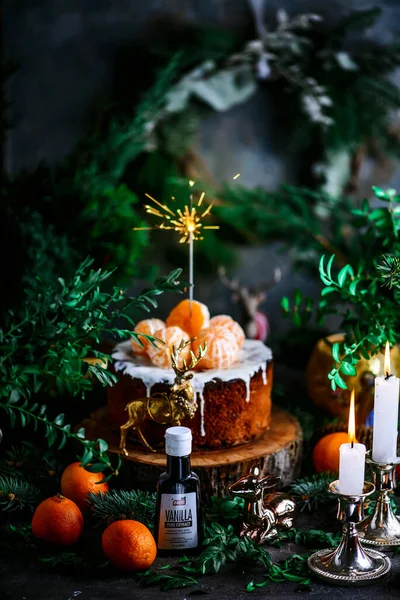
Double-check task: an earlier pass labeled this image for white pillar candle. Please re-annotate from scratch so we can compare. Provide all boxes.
[339,442,366,495]
[372,342,400,463]
[339,389,366,495]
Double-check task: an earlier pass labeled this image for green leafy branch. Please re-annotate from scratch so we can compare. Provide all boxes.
[0,259,185,474]
[205,495,245,523]
[282,186,400,389]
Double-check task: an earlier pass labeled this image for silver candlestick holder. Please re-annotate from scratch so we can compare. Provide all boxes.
[358,452,400,547]
[308,481,391,586]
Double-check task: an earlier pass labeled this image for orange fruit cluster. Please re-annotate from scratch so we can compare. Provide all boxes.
[32,462,109,546]
[131,301,244,370]
[31,463,156,572]
[166,299,210,339]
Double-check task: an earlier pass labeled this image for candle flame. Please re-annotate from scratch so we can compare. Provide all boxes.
[384,340,391,376]
[348,389,356,443]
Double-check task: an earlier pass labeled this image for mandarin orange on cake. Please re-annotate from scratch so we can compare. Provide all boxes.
[130,318,165,355]
[192,327,239,370]
[61,461,109,512]
[32,494,84,546]
[210,315,245,348]
[166,299,210,339]
[102,520,157,571]
[147,326,191,369]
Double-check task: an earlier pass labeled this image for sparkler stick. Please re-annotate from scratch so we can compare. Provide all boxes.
[188,182,194,313]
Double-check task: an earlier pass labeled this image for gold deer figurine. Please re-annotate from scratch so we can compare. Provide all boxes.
[119,338,207,454]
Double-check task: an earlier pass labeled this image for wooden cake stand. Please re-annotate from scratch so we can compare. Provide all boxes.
[84,407,303,500]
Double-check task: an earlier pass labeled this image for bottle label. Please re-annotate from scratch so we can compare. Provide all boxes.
[157,492,198,550]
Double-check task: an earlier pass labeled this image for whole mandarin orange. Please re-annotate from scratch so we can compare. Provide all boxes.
[166,299,210,339]
[32,494,84,546]
[312,432,356,473]
[102,520,157,571]
[61,462,109,512]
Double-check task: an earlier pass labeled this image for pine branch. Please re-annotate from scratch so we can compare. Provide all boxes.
[88,489,156,528]
[0,476,41,512]
[215,184,350,267]
[290,473,334,512]
[377,255,400,289]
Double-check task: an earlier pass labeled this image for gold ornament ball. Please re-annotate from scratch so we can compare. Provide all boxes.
[306,334,400,424]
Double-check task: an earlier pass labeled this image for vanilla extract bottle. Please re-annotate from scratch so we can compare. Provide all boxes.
[155,426,202,554]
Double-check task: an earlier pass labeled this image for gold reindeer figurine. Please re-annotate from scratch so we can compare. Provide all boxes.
[119,338,207,454]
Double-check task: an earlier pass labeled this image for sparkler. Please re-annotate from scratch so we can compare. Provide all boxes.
[133,185,219,309]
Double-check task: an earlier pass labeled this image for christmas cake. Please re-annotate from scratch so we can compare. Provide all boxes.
[107,300,273,450]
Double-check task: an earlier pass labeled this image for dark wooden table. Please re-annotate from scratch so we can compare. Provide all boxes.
[2,511,400,600]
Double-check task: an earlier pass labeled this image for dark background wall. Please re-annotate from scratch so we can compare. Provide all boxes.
[3,0,400,341]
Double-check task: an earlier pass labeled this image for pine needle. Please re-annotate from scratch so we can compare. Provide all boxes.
[0,476,41,512]
[88,489,156,529]
[290,473,334,512]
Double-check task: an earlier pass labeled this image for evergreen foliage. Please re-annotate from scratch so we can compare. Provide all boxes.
[282,186,400,387]
[0,476,41,512]
[135,8,400,189]
[3,8,399,304]
[88,489,156,527]
[216,184,349,267]
[290,473,334,512]
[0,259,185,469]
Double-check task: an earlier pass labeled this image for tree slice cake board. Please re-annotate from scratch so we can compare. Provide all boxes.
[85,407,303,500]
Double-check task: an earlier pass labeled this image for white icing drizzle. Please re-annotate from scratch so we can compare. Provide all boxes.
[112,340,273,437]
[199,393,205,437]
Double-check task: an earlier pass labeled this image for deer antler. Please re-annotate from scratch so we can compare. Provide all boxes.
[171,338,208,375]
[218,266,241,292]
[252,268,282,295]
[219,266,282,297]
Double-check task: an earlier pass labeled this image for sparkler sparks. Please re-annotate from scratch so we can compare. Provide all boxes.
[133,190,219,244]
